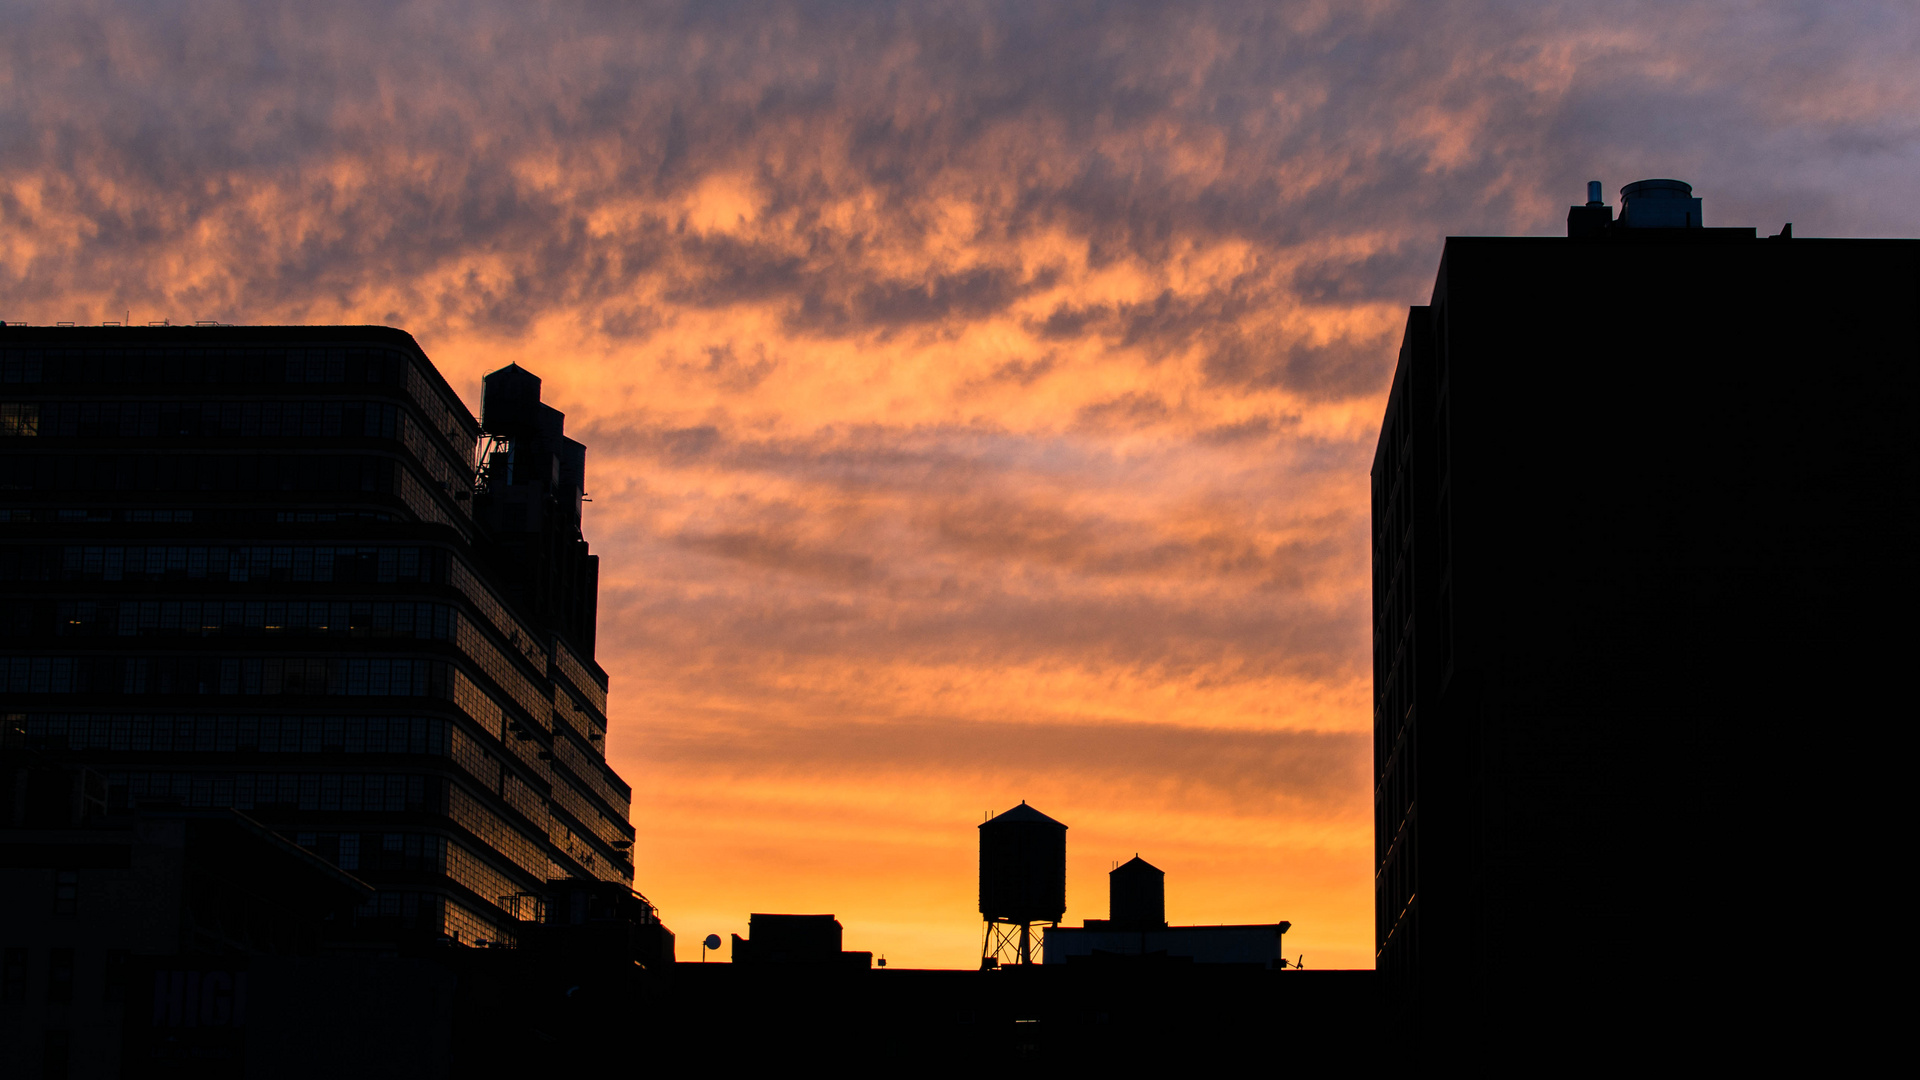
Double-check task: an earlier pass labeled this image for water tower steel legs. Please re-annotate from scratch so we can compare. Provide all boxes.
[982,918,1055,967]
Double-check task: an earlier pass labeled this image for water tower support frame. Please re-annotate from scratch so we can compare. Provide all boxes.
[983,917,1056,967]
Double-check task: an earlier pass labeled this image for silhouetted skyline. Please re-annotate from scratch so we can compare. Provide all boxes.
[1,0,1915,972]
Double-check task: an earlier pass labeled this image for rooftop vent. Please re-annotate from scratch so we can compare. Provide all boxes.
[1567,180,1614,237]
[1618,179,1703,229]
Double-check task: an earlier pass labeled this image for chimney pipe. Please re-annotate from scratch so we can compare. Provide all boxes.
[1567,180,1615,237]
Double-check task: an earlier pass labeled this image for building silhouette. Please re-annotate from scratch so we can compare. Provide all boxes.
[0,785,401,1076]
[729,913,873,968]
[1372,183,1916,1038]
[0,327,666,1027]
[676,841,1345,1067]
[1045,855,1292,968]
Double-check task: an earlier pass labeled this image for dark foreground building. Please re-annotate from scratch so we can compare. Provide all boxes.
[1046,856,1293,968]
[1372,182,1916,1040]
[659,961,1370,1066]
[0,326,668,1074]
[731,913,874,969]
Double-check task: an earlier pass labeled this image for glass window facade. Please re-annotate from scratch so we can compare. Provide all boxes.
[0,327,648,946]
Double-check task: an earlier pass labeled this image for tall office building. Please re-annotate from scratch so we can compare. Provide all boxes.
[1372,182,1916,1036]
[0,325,654,952]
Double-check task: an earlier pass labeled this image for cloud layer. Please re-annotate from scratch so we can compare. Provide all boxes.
[4,0,1915,967]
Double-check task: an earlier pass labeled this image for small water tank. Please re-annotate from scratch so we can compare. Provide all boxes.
[978,802,1067,924]
[481,363,542,435]
[1109,855,1166,928]
[1618,179,1704,229]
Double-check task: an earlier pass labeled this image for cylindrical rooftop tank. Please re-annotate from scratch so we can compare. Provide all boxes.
[978,802,1066,924]
[1618,179,1703,229]
[1109,855,1165,927]
[481,363,542,436]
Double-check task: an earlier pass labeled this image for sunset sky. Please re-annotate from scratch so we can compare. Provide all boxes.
[4,1,1916,968]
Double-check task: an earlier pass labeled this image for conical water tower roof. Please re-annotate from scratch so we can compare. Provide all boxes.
[980,801,1067,829]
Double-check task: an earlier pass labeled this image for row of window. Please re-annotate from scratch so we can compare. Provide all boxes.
[0,544,448,583]
[551,816,612,879]
[17,713,448,756]
[296,831,446,874]
[9,613,555,743]
[26,599,458,640]
[448,840,536,921]
[449,558,548,675]
[448,667,629,863]
[18,706,592,874]
[120,770,430,813]
[0,400,406,440]
[0,346,410,387]
[441,896,510,947]
[501,770,549,831]
[447,715,628,869]
[57,508,194,523]
[449,784,550,883]
[0,507,395,525]
[544,763,620,845]
[0,404,33,437]
[353,889,466,935]
[13,694,611,862]
[0,947,110,1003]
[1377,812,1419,949]
[550,726,626,817]
[0,947,34,1002]
[456,617,549,728]
[0,655,445,697]
[0,453,400,494]
[552,639,607,716]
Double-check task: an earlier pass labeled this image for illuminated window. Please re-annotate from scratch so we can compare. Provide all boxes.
[0,403,37,437]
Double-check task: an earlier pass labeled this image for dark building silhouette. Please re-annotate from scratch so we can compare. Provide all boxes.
[0,751,673,1078]
[978,801,1066,967]
[0,774,461,1078]
[1373,183,1916,1037]
[729,913,873,969]
[0,326,667,982]
[1046,855,1291,968]
[660,956,1366,1067]
[470,364,599,655]
[669,888,1340,1066]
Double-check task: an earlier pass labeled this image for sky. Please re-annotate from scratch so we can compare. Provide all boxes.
[3,0,1916,968]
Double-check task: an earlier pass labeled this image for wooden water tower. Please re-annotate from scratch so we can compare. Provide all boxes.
[978,801,1066,967]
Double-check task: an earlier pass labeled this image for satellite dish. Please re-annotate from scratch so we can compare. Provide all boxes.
[703,934,722,951]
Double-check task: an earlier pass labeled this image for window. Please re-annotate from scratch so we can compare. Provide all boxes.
[47,947,74,1004]
[43,1030,70,1077]
[2,947,25,1003]
[54,870,78,917]
[104,949,131,1003]
[0,402,36,436]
